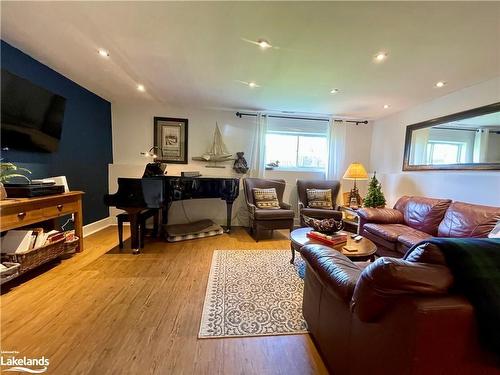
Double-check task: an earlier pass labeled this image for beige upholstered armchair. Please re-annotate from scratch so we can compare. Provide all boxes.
[243,178,295,241]
[297,179,343,226]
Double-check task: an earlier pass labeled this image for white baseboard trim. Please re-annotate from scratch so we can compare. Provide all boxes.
[108,216,130,226]
[83,217,114,237]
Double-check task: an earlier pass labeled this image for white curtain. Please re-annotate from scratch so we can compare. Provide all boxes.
[250,113,267,177]
[326,119,346,181]
[410,127,430,165]
[473,128,489,163]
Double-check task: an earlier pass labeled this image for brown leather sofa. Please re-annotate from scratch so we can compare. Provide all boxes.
[297,179,342,226]
[243,178,295,241]
[358,196,500,257]
[301,242,499,375]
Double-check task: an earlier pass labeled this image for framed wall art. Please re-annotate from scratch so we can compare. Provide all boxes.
[153,117,188,164]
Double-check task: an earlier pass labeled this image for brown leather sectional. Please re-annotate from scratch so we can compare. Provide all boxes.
[301,242,500,375]
[358,196,500,257]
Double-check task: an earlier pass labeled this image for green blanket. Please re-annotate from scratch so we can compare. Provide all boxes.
[415,238,500,360]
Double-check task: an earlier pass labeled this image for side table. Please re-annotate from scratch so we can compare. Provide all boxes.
[340,206,360,234]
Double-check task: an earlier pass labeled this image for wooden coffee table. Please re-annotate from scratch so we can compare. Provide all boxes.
[289,227,377,264]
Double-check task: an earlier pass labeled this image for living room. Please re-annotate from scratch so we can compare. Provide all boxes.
[1,2,499,375]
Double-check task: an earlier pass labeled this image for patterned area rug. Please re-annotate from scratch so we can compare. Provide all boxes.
[199,250,308,338]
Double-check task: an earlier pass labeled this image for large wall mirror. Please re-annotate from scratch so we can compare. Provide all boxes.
[403,102,500,171]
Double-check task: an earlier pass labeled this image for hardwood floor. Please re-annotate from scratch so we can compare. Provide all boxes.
[0,226,328,375]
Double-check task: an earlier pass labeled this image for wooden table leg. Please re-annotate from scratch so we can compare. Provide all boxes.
[290,244,296,264]
[74,196,84,252]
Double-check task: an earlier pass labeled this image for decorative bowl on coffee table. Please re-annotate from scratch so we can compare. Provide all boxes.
[302,215,344,234]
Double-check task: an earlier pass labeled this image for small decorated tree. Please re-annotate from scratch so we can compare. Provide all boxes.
[363,172,386,208]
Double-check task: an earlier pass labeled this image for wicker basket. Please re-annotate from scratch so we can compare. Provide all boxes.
[0,262,21,285]
[63,236,79,254]
[2,238,66,274]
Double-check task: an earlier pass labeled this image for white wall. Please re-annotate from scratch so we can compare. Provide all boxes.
[487,133,500,162]
[110,100,372,226]
[370,77,500,207]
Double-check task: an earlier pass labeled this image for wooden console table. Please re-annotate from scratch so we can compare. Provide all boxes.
[0,191,84,252]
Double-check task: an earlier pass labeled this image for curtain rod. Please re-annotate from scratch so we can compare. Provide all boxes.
[433,126,500,133]
[235,111,368,125]
[433,126,477,132]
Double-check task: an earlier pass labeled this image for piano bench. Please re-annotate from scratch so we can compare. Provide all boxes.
[117,209,159,249]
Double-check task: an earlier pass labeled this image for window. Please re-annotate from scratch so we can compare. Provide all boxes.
[265,117,328,170]
[426,141,466,164]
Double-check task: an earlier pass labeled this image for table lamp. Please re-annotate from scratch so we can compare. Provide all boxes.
[140,147,166,177]
[140,146,160,159]
[343,162,368,208]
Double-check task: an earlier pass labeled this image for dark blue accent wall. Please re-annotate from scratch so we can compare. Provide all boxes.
[1,40,113,225]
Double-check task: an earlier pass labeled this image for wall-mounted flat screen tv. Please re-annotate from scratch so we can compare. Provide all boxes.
[1,69,66,152]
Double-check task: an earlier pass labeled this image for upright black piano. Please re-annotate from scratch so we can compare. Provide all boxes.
[104,176,240,253]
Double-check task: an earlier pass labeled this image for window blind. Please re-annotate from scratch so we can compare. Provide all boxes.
[266,117,328,136]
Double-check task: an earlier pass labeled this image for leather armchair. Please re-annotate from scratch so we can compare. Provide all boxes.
[301,243,498,375]
[243,178,295,241]
[296,179,342,226]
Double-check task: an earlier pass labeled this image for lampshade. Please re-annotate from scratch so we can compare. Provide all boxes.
[343,163,368,180]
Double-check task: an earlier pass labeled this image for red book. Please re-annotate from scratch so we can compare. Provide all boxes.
[307,231,347,246]
[46,232,65,244]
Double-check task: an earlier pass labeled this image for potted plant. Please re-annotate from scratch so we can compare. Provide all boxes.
[0,161,31,200]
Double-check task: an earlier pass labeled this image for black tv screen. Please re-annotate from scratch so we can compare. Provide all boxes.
[1,69,66,152]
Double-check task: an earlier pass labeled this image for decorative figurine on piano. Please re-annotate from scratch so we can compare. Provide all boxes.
[233,152,249,174]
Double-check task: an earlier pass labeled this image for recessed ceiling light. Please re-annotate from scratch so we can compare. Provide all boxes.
[383,104,390,109]
[235,80,260,88]
[137,84,146,92]
[374,52,388,62]
[98,49,109,58]
[435,81,446,88]
[257,39,272,49]
[330,88,340,94]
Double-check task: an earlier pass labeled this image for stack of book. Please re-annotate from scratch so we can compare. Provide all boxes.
[0,229,64,254]
[306,231,348,247]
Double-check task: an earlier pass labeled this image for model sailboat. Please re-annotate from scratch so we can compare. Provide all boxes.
[192,123,233,167]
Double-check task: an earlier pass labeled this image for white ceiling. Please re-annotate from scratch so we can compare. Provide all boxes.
[1,2,499,120]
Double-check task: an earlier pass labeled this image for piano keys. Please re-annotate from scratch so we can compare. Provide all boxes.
[104,176,240,253]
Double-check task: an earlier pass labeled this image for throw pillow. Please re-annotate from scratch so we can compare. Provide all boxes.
[253,188,281,209]
[307,188,333,209]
